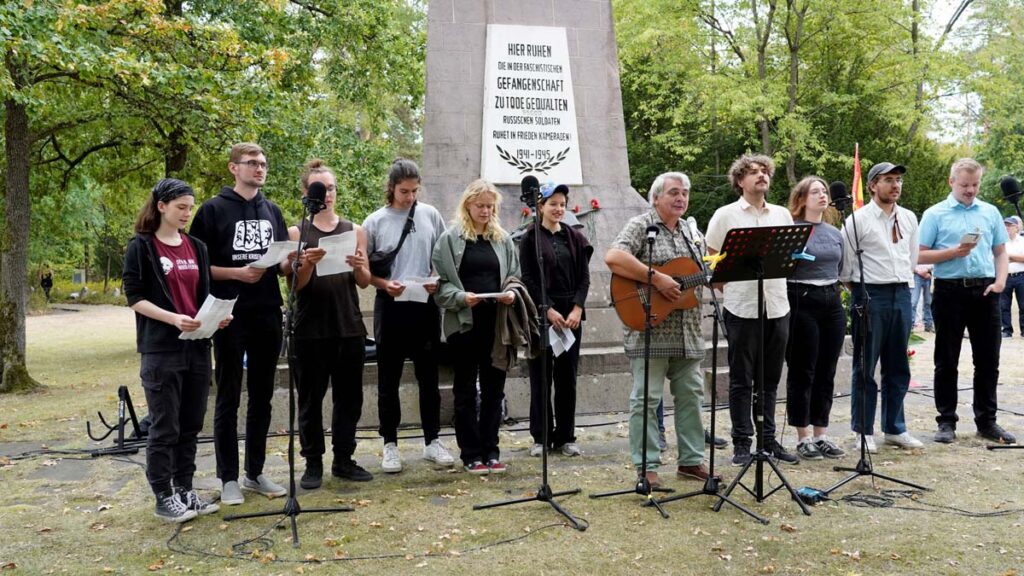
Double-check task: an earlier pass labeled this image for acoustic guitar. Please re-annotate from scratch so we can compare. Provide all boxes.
[610,257,708,331]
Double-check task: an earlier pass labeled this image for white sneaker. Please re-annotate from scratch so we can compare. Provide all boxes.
[382,442,403,473]
[529,443,544,457]
[423,439,455,466]
[855,434,878,454]
[560,442,582,457]
[885,431,924,449]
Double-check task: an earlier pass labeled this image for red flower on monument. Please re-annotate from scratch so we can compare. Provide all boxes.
[591,198,600,210]
[521,207,531,217]
[572,205,580,213]
[907,349,916,358]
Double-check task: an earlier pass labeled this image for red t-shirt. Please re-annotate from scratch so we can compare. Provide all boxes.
[153,236,200,318]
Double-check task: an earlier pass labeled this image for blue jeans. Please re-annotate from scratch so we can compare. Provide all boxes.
[911,275,933,328]
[850,284,912,436]
[1000,273,1024,335]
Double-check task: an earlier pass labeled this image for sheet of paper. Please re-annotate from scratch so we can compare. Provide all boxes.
[315,231,357,276]
[395,275,439,303]
[179,296,237,340]
[960,232,981,245]
[549,325,576,357]
[474,291,514,300]
[250,241,299,269]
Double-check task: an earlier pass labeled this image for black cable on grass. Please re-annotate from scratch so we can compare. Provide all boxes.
[166,518,577,564]
[840,489,1024,517]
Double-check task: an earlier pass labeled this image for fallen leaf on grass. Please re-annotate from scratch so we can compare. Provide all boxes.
[147,559,164,571]
[97,503,112,512]
[0,456,11,466]
[842,550,861,560]
[37,527,53,533]
[779,523,797,533]
[90,522,106,531]
[1,563,16,571]
[718,554,732,562]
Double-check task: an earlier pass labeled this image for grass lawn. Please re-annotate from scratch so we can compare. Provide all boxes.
[1,305,1022,575]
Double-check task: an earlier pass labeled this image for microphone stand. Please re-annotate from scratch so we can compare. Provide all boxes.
[647,227,767,524]
[590,225,674,518]
[824,196,929,496]
[473,186,586,531]
[224,194,353,547]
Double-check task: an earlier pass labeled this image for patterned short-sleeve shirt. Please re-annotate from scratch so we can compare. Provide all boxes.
[611,209,705,359]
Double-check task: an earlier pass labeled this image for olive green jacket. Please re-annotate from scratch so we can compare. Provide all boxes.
[431,227,521,339]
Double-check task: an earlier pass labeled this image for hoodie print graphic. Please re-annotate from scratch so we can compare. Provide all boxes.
[232,219,273,259]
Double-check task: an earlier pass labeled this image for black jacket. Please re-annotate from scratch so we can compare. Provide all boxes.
[123,233,211,353]
[189,186,287,311]
[519,223,593,314]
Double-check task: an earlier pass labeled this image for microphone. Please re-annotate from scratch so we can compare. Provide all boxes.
[520,175,540,207]
[645,225,660,242]
[686,217,702,241]
[829,181,852,211]
[303,181,327,215]
[1000,176,1022,204]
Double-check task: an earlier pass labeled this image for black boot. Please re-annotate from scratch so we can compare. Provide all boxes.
[301,459,323,490]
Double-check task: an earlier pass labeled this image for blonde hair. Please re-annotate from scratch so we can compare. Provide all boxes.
[229,142,264,163]
[454,179,506,243]
[949,157,983,180]
[788,176,839,225]
[300,158,335,190]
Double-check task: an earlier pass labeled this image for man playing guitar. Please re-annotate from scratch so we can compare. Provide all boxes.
[605,172,719,487]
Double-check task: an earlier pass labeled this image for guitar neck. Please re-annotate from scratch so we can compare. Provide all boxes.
[674,273,708,290]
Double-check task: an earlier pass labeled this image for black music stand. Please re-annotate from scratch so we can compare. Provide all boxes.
[710,225,813,517]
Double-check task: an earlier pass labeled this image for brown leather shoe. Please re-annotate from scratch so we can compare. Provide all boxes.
[643,471,662,488]
[676,463,721,482]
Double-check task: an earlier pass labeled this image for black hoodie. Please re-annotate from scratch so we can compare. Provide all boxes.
[123,232,211,353]
[189,186,287,312]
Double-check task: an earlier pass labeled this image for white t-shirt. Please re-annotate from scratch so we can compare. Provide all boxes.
[1007,235,1024,275]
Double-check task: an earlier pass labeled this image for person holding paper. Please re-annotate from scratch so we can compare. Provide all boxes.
[432,179,519,475]
[918,158,1015,445]
[519,183,592,458]
[123,178,232,523]
[189,142,289,505]
[285,159,374,489]
[363,159,454,474]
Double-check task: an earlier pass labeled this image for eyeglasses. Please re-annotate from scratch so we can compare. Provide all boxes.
[234,160,268,170]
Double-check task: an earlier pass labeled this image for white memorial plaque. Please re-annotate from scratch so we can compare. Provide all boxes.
[481,24,583,185]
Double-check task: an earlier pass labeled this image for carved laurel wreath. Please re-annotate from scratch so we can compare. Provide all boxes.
[496,145,570,175]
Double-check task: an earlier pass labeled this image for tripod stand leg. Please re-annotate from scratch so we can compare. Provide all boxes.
[762,457,811,515]
[714,458,753,512]
[716,493,769,524]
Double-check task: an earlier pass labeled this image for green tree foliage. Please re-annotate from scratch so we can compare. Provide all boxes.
[0,0,424,392]
[614,0,968,225]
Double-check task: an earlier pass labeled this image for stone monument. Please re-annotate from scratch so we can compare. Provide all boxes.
[423,0,648,349]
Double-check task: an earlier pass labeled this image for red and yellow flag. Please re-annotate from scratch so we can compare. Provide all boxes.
[852,142,864,210]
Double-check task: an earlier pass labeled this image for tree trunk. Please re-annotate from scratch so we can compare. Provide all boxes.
[1,93,41,393]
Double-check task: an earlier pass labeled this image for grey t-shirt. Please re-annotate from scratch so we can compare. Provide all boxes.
[789,219,843,284]
[363,202,447,281]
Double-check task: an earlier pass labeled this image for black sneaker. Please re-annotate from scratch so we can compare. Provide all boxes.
[731,443,752,467]
[332,459,374,482]
[766,439,799,465]
[814,437,846,459]
[978,424,1017,444]
[796,440,824,461]
[934,423,956,444]
[154,491,197,524]
[705,429,729,449]
[176,487,219,515]
[301,460,323,490]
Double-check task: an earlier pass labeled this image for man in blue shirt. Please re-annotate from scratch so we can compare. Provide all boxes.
[918,158,1015,445]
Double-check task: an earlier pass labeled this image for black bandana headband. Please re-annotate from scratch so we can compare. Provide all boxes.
[152,178,195,203]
